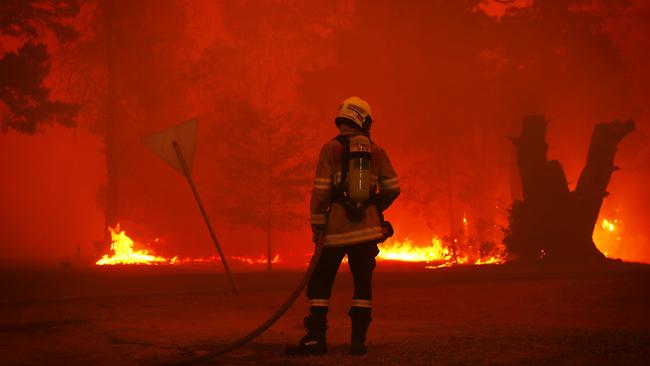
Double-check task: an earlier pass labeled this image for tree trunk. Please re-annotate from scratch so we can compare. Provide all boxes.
[505,115,634,263]
[102,0,119,250]
[267,218,272,272]
[266,132,273,271]
[445,157,459,239]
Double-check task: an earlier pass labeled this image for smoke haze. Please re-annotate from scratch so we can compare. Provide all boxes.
[1,0,648,263]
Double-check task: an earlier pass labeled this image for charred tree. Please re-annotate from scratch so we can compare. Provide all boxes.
[504,115,634,263]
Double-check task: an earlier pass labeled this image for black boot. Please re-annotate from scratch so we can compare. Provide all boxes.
[349,307,371,355]
[286,310,328,356]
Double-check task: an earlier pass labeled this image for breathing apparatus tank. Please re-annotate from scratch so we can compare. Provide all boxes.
[347,135,372,207]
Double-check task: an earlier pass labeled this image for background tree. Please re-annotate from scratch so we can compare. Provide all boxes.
[50,0,205,252]
[0,0,80,134]
[206,100,312,270]
[190,0,354,263]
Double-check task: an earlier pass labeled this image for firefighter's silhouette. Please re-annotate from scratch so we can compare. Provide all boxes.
[287,97,400,356]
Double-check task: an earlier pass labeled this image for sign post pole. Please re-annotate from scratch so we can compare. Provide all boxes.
[171,140,238,294]
[143,119,238,294]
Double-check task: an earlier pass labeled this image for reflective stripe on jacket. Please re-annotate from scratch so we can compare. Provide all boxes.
[310,126,400,246]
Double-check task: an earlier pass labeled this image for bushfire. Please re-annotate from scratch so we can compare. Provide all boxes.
[97,216,620,268]
[593,217,622,259]
[377,237,506,268]
[95,225,280,266]
[95,224,506,269]
[96,225,167,265]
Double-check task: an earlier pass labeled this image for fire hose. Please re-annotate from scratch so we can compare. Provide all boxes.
[162,236,325,365]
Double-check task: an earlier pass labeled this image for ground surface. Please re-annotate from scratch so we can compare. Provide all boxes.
[0,261,649,366]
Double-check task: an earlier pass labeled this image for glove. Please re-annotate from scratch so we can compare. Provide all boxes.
[380,220,394,241]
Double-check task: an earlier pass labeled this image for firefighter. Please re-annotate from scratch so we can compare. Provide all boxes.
[287,96,400,356]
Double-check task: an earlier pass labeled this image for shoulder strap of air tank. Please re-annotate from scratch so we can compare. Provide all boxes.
[333,135,350,192]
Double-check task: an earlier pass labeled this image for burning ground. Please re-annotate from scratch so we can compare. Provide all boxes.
[1,262,649,366]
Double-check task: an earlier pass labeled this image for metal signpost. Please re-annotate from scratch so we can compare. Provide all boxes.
[142,118,238,294]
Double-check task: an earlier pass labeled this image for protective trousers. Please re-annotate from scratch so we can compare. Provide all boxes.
[306,241,378,348]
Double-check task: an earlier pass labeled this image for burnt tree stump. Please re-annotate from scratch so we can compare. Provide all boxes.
[504,115,634,263]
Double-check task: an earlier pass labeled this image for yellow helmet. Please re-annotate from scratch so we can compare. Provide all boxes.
[335,96,373,130]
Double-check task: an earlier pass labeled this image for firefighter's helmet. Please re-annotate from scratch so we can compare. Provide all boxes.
[335,96,373,130]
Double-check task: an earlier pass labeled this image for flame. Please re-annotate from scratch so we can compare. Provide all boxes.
[602,218,616,232]
[96,224,506,269]
[378,237,452,262]
[594,216,622,259]
[232,254,281,265]
[170,254,281,265]
[378,236,506,269]
[96,224,281,266]
[96,225,167,265]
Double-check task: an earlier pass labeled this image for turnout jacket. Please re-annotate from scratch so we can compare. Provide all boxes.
[310,126,400,246]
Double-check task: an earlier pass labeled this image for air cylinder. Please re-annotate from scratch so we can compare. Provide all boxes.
[348,135,372,205]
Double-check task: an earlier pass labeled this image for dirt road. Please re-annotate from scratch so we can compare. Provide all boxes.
[1,262,649,365]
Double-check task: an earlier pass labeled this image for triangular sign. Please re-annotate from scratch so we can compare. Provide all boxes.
[142,118,198,177]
